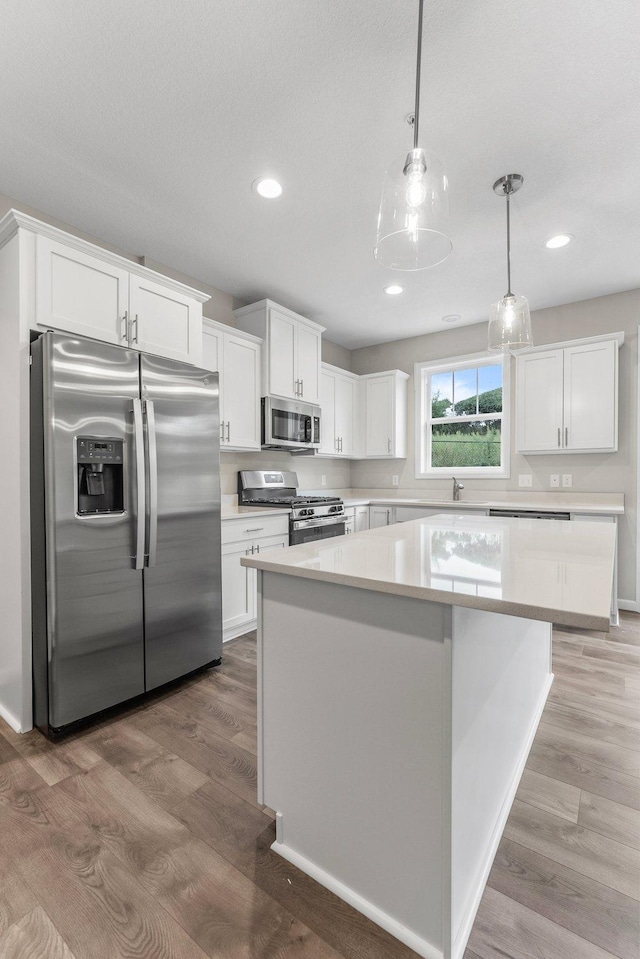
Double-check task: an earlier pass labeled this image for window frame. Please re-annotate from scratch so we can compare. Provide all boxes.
[414,351,511,479]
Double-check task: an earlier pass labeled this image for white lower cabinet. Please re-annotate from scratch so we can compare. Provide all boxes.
[369,506,396,528]
[221,515,289,641]
[354,505,370,532]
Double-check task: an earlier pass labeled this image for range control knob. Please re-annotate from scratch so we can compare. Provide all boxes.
[330,504,341,513]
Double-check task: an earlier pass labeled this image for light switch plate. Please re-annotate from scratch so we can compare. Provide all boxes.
[550,474,560,488]
[562,474,573,488]
[518,474,533,488]
[321,475,326,486]
[392,475,399,486]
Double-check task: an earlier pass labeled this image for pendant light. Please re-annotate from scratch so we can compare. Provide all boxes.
[374,0,452,271]
[487,174,533,352]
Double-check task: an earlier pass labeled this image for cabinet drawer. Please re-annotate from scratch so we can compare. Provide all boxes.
[222,513,289,545]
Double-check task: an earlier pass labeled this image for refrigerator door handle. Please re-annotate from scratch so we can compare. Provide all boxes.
[132,399,146,570]
[145,399,159,568]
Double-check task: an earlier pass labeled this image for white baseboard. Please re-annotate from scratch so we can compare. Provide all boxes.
[0,700,25,733]
[271,839,443,959]
[451,671,554,959]
[223,620,257,643]
[618,600,639,613]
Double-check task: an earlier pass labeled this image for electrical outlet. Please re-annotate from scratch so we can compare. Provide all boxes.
[392,475,399,486]
[550,474,560,488]
[562,474,573,488]
[321,475,326,486]
[518,474,533,488]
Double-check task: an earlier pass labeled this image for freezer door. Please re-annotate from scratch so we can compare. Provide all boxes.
[140,354,221,689]
[35,333,145,730]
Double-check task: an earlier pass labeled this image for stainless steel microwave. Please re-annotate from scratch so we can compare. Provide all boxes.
[262,396,321,451]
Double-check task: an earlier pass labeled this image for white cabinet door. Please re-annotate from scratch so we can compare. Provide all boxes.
[223,333,261,450]
[365,377,394,456]
[516,350,564,452]
[222,541,255,635]
[268,308,297,399]
[564,340,617,451]
[354,506,370,532]
[35,236,129,344]
[129,275,202,365]
[202,327,223,374]
[319,369,336,454]
[296,323,321,404]
[369,506,395,528]
[335,374,356,455]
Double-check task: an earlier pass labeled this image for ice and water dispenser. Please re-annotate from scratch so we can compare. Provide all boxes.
[76,437,124,514]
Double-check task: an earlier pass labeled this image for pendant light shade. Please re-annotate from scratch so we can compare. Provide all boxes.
[374,0,452,271]
[375,148,451,270]
[487,174,533,353]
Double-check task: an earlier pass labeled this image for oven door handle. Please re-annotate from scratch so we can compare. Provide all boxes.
[292,514,346,530]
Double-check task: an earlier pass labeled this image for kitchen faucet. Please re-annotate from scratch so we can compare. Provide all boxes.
[452,476,464,501]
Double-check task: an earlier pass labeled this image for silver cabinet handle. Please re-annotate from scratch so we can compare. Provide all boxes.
[294,378,300,396]
[121,310,128,343]
[565,426,568,447]
[130,313,139,345]
[244,527,264,533]
[220,420,225,442]
[300,378,304,397]
[255,544,260,553]
[145,399,158,568]
[388,438,392,454]
[226,421,231,442]
[131,399,146,570]
[246,547,253,556]
[335,437,339,452]
[558,427,561,448]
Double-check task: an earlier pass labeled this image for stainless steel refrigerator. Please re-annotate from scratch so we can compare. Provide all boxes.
[30,331,222,734]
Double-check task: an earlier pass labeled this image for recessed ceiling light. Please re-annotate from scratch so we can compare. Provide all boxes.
[544,233,573,249]
[441,313,461,323]
[252,177,283,199]
[384,285,405,295]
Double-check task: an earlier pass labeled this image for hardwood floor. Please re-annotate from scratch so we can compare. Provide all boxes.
[0,614,638,959]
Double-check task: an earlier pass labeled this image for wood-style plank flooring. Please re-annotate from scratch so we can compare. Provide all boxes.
[0,614,638,959]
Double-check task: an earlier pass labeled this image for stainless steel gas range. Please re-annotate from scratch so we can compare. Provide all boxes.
[238,470,345,545]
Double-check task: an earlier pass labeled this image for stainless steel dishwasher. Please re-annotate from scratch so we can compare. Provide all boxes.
[489,509,571,521]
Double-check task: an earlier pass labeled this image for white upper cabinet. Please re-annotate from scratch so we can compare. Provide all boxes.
[234,299,324,405]
[319,363,358,457]
[33,225,207,365]
[202,320,262,451]
[36,236,130,345]
[516,337,619,454]
[361,370,409,458]
[128,275,202,365]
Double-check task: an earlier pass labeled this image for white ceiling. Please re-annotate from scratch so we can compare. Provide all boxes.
[1,0,639,348]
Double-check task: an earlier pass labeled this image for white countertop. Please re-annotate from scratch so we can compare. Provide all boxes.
[242,513,617,630]
[340,492,624,514]
[221,505,290,520]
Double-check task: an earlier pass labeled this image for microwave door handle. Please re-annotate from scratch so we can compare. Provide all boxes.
[132,399,146,570]
[145,399,158,568]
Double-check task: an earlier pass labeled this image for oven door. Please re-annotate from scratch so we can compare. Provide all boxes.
[290,516,346,546]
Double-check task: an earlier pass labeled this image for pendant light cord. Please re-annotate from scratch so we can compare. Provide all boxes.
[505,187,512,296]
[413,0,424,150]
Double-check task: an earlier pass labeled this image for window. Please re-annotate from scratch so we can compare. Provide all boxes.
[415,353,510,478]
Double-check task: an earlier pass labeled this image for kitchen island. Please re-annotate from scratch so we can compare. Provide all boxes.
[242,514,616,959]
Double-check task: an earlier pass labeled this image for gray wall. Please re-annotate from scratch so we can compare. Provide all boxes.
[350,290,639,604]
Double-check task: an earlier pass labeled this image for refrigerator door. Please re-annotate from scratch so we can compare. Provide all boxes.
[35,333,145,730]
[140,354,221,689]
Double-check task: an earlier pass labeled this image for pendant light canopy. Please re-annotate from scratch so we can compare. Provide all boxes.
[487,174,533,353]
[374,0,452,271]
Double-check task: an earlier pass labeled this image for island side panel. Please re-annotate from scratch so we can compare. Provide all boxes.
[449,607,553,959]
[258,570,451,959]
